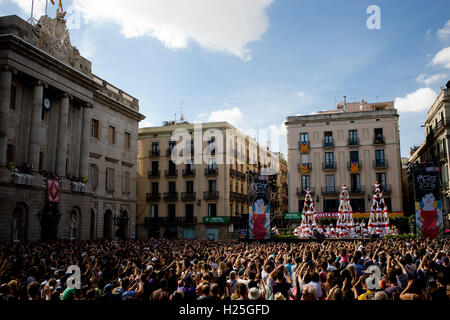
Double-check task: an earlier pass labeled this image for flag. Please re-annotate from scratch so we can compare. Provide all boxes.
[351,161,359,173]
[300,141,309,153]
[59,0,63,11]
[50,0,55,5]
[301,163,309,174]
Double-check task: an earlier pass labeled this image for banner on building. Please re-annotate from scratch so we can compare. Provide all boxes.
[413,166,445,239]
[47,179,61,204]
[248,173,271,240]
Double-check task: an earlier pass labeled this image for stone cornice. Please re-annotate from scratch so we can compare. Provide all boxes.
[94,90,145,122]
[105,157,119,164]
[285,109,398,126]
[0,34,100,99]
[121,161,134,168]
[89,152,102,159]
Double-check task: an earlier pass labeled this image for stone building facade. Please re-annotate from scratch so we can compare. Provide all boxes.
[285,100,403,216]
[137,121,281,240]
[0,14,144,243]
[409,84,450,221]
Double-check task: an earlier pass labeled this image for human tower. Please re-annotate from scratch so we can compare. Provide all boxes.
[294,182,391,239]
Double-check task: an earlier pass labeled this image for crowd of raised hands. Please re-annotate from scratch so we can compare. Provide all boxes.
[0,238,448,301]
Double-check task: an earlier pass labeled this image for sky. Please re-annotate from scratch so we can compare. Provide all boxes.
[1,0,450,158]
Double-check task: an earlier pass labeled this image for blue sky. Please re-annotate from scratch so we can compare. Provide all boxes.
[1,0,450,158]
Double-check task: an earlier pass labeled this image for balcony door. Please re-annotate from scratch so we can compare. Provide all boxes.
[325,175,335,192]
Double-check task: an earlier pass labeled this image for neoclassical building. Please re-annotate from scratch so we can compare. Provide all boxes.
[0,13,144,243]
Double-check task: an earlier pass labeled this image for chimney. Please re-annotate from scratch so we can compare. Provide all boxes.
[343,96,347,112]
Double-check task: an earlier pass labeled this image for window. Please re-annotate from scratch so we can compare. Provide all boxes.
[152,161,159,172]
[186,181,194,193]
[325,175,335,189]
[124,132,131,149]
[375,150,385,166]
[168,181,176,193]
[301,176,311,190]
[6,144,15,165]
[324,132,333,146]
[169,160,176,171]
[89,164,99,190]
[152,142,159,153]
[300,133,309,143]
[108,126,116,144]
[349,130,358,144]
[325,152,334,168]
[123,171,130,194]
[106,168,115,191]
[10,85,16,110]
[350,199,365,212]
[168,204,176,220]
[168,141,176,151]
[209,180,217,192]
[376,173,387,186]
[208,158,217,170]
[151,182,159,194]
[350,151,359,163]
[374,128,384,143]
[208,204,217,217]
[91,119,100,138]
[151,205,158,218]
[185,204,194,220]
[350,174,361,191]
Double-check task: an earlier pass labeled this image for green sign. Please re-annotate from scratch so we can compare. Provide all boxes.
[284,213,303,221]
[203,217,228,224]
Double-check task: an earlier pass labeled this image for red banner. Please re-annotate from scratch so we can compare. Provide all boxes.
[47,179,61,203]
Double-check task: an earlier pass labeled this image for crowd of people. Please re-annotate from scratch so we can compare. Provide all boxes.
[0,239,448,301]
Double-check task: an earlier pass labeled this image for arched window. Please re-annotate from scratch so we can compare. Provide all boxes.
[69,208,80,241]
[103,210,113,240]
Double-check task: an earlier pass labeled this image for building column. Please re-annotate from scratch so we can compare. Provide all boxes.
[55,93,71,177]
[79,104,92,179]
[28,81,46,172]
[0,66,14,168]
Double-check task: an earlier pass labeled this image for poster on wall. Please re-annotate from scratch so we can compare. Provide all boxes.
[47,179,61,204]
[413,166,445,239]
[248,173,271,240]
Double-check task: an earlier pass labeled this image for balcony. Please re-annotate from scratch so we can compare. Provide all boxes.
[323,140,335,148]
[149,150,160,158]
[321,186,339,195]
[163,192,179,201]
[162,216,180,225]
[322,162,337,171]
[166,148,174,156]
[165,169,178,178]
[373,137,385,145]
[181,192,196,201]
[297,163,312,173]
[146,193,161,202]
[347,161,362,172]
[230,192,240,201]
[348,138,360,147]
[144,217,162,227]
[348,186,365,194]
[148,170,161,179]
[230,168,239,178]
[297,187,315,196]
[181,216,198,225]
[182,169,196,177]
[205,167,218,176]
[373,160,389,169]
[204,191,219,200]
[374,185,392,195]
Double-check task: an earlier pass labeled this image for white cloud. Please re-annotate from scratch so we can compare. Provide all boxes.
[394,88,438,113]
[139,119,155,128]
[437,20,450,42]
[425,28,433,40]
[9,0,46,18]
[431,47,450,69]
[198,107,244,128]
[416,73,447,86]
[297,91,306,98]
[71,0,273,61]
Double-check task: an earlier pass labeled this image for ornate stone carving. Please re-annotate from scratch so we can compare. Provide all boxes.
[32,11,82,69]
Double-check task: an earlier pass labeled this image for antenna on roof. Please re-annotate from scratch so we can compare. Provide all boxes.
[180,101,186,122]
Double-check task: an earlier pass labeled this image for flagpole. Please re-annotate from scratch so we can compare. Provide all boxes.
[46,0,48,16]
